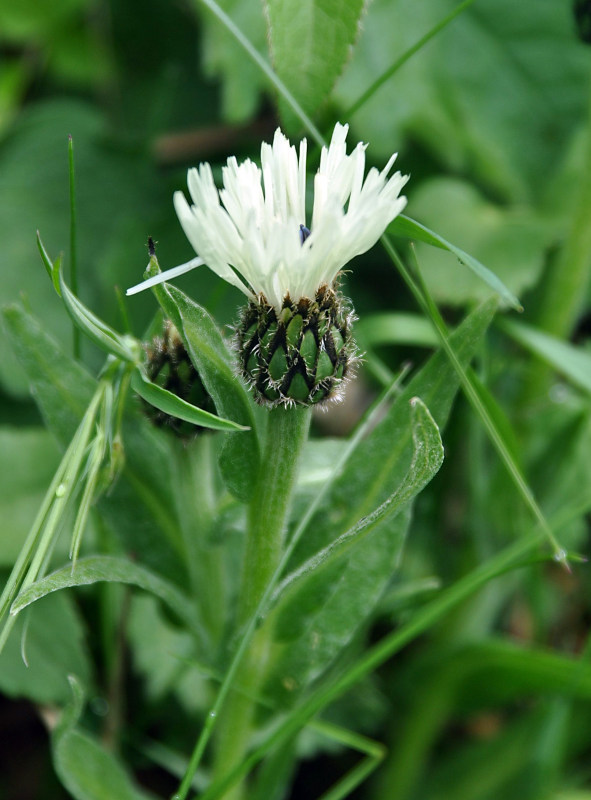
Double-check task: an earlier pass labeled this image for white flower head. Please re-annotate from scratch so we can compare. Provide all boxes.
[128,123,409,308]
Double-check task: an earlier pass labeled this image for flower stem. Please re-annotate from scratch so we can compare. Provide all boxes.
[173,436,226,649]
[240,405,311,621]
[212,405,311,799]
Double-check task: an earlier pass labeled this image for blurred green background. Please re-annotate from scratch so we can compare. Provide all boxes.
[1,0,591,798]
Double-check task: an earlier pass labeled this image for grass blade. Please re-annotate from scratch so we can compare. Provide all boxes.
[499,317,591,396]
[198,531,545,799]
[382,236,567,562]
[193,0,324,146]
[344,0,478,119]
[390,214,523,311]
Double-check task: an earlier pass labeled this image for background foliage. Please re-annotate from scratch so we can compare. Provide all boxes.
[1,0,591,799]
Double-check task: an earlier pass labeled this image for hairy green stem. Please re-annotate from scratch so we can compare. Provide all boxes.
[239,406,311,621]
[211,405,311,800]
[173,436,225,648]
[175,379,403,800]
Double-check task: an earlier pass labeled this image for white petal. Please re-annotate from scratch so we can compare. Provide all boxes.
[169,122,409,309]
[126,258,204,296]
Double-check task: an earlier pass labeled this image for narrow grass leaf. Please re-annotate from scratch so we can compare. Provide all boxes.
[199,532,544,799]
[344,0,477,119]
[390,214,523,311]
[36,230,58,289]
[69,434,106,567]
[499,318,591,396]
[11,555,202,641]
[68,135,80,359]
[131,369,249,432]
[0,388,104,655]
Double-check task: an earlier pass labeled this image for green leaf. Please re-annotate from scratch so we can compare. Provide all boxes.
[336,0,588,202]
[390,212,523,311]
[4,303,188,585]
[0,428,60,567]
[3,304,97,444]
[152,280,260,501]
[95,424,189,586]
[0,591,91,705]
[127,595,209,713]
[58,267,139,362]
[499,318,591,396]
[131,368,249,432]
[274,398,443,605]
[0,99,165,395]
[11,555,198,637]
[265,300,497,701]
[265,0,365,123]
[52,679,154,800]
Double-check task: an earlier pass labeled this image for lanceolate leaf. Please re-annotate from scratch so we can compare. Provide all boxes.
[390,214,522,311]
[265,0,366,121]
[274,398,443,604]
[131,369,250,432]
[151,278,260,501]
[265,299,497,702]
[11,555,201,640]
